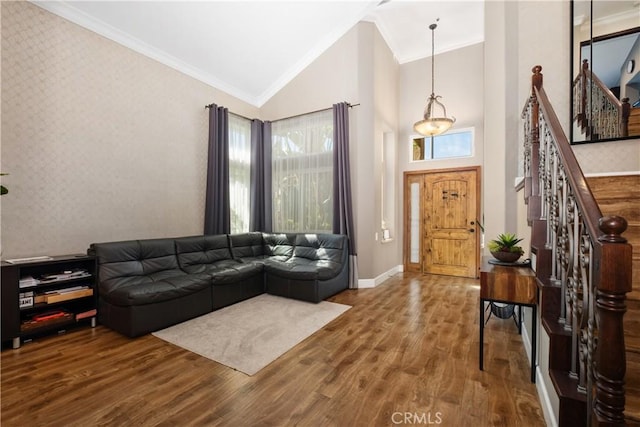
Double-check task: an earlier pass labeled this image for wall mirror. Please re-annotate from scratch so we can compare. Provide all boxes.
[571,0,640,144]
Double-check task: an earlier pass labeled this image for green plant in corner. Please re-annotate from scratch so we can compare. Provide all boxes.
[0,173,8,195]
[488,233,524,255]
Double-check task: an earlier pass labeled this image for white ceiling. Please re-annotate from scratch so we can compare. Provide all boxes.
[33,1,485,107]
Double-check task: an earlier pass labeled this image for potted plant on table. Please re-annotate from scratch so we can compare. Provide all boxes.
[488,233,524,263]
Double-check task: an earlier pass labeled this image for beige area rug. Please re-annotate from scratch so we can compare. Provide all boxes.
[152,293,351,375]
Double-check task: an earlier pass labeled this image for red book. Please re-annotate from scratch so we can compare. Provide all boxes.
[75,309,97,320]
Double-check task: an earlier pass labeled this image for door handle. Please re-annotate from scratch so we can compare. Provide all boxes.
[469,228,475,232]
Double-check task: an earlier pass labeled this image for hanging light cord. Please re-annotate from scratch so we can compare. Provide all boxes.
[430,22,437,97]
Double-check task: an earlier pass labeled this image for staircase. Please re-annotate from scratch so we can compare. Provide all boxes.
[522,65,634,425]
[587,175,640,424]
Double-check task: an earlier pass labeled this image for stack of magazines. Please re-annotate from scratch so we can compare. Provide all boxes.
[19,276,40,288]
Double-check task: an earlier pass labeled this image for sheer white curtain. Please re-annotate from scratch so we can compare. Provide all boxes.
[271,110,333,233]
[228,114,251,234]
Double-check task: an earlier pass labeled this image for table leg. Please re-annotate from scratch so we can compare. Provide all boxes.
[479,298,484,371]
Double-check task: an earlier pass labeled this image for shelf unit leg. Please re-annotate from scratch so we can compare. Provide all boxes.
[12,337,20,349]
[91,317,96,328]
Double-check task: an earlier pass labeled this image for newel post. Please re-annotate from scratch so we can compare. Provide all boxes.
[531,66,542,145]
[580,59,589,123]
[529,66,543,196]
[593,216,632,426]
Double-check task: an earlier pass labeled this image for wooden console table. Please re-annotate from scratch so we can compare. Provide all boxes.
[479,257,538,383]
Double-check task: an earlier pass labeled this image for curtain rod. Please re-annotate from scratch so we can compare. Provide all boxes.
[204,104,254,122]
[270,103,360,123]
[204,103,360,123]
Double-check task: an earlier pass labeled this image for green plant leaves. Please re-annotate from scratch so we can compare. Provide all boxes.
[488,232,524,254]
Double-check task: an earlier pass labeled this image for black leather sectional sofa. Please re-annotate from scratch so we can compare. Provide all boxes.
[88,232,349,337]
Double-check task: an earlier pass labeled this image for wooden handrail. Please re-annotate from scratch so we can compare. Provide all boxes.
[534,84,604,239]
[523,65,632,425]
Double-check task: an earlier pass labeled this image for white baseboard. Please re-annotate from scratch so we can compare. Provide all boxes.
[523,320,558,427]
[521,313,533,364]
[536,366,559,427]
[358,264,403,288]
[584,170,640,178]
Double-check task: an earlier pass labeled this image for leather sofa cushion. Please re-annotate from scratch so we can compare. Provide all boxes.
[263,233,295,258]
[208,262,264,285]
[100,274,211,306]
[264,257,342,280]
[180,255,262,284]
[229,232,265,259]
[293,234,346,263]
[91,238,184,281]
[175,235,233,269]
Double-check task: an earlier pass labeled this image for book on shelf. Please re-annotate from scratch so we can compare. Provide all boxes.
[44,285,87,295]
[43,287,93,304]
[39,269,90,283]
[19,276,40,288]
[19,291,34,308]
[21,310,73,332]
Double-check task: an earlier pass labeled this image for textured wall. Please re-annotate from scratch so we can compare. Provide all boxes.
[0,2,256,258]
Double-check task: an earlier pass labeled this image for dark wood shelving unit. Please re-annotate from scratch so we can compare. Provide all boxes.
[1,254,98,349]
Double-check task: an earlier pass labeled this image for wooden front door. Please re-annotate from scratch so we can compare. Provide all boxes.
[404,167,480,278]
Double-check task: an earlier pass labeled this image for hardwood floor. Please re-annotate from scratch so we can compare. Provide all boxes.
[1,273,545,426]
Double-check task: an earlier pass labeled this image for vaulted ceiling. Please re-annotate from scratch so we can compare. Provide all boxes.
[33,1,485,107]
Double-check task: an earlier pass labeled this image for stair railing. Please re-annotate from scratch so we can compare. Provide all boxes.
[523,65,632,425]
[572,59,631,139]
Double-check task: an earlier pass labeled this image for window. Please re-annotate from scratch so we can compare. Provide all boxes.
[411,128,474,161]
[271,110,333,233]
[228,114,251,234]
[381,131,396,241]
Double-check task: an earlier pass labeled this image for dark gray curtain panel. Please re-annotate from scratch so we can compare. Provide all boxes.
[249,119,272,232]
[332,102,358,288]
[204,104,230,234]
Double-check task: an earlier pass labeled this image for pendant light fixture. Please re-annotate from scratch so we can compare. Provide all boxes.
[413,21,455,137]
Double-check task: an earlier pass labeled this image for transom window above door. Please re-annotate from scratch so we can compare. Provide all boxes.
[411,128,474,161]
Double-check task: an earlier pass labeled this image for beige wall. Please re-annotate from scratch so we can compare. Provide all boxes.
[258,27,359,121]
[372,25,400,277]
[0,2,258,258]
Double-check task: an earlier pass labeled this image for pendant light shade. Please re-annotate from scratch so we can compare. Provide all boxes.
[413,22,455,137]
